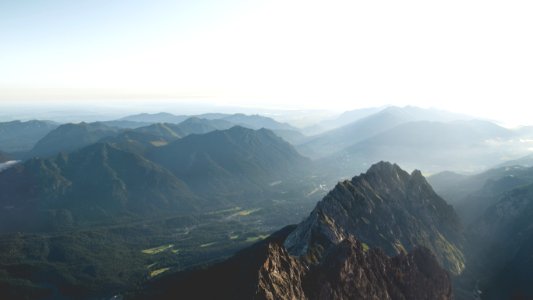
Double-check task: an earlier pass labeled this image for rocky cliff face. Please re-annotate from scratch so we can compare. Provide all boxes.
[285,161,465,275]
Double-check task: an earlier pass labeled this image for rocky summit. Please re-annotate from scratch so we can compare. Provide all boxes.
[284,161,465,275]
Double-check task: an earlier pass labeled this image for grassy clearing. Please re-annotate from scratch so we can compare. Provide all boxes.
[207,207,242,215]
[149,267,170,278]
[141,244,174,255]
[245,234,269,243]
[228,208,261,218]
[150,141,168,147]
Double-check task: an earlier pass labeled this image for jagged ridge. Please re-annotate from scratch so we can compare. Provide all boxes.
[284,161,465,275]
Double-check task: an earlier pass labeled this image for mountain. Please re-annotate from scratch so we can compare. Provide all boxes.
[175,117,234,134]
[300,106,472,158]
[271,129,308,145]
[29,122,121,158]
[303,107,384,135]
[100,120,150,129]
[148,126,310,198]
[99,119,235,156]
[220,113,296,131]
[285,162,465,275]
[119,112,189,124]
[465,182,533,299]
[324,119,514,175]
[429,165,533,224]
[495,153,533,168]
[133,123,185,140]
[135,163,456,300]
[0,120,58,153]
[119,112,296,131]
[0,143,198,233]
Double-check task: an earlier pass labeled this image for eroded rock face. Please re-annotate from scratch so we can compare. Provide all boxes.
[256,243,307,300]
[285,161,465,275]
[257,236,453,300]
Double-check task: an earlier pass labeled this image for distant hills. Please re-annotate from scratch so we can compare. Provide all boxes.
[29,122,121,158]
[299,106,473,158]
[120,112,296,131]
[326,119,513,174]
[0,120,58,153]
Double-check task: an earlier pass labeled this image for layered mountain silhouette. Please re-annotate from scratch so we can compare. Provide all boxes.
[0,143,198,232]
[321,119,517,175]
[148,126,310,198]
[120,112,295,131]
[429,165,533,224]
[120,112,189,124]
[299,106,471,158]
[135,162,460,299]
[29,122,121,158]
[428,162,533,299]
[0,120,58,153]
[0,126,310,233]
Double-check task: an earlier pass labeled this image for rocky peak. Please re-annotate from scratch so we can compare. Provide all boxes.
[285,161,465,275]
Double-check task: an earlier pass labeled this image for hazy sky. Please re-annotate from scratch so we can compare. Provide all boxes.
[1,0,532,125]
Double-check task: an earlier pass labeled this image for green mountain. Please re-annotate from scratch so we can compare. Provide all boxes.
[29,122,121,158]
[285,161,465,275]
[0,143,198,233]
[0,120,58,153]
[148,126,310,199]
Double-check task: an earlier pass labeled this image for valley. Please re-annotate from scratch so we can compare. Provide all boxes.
[1,106,533,299]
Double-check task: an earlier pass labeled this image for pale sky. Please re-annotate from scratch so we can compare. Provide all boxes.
[1,0,532,125]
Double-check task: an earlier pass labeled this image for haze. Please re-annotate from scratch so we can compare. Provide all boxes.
[1,0,532,126]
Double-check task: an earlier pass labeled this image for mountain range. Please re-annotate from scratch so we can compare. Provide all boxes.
[0,143,199,232]
[0,126,310,233]
[0,120,58,153]
[148,126,310,199]
[120,112,296,131]
[428,160,533,299]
